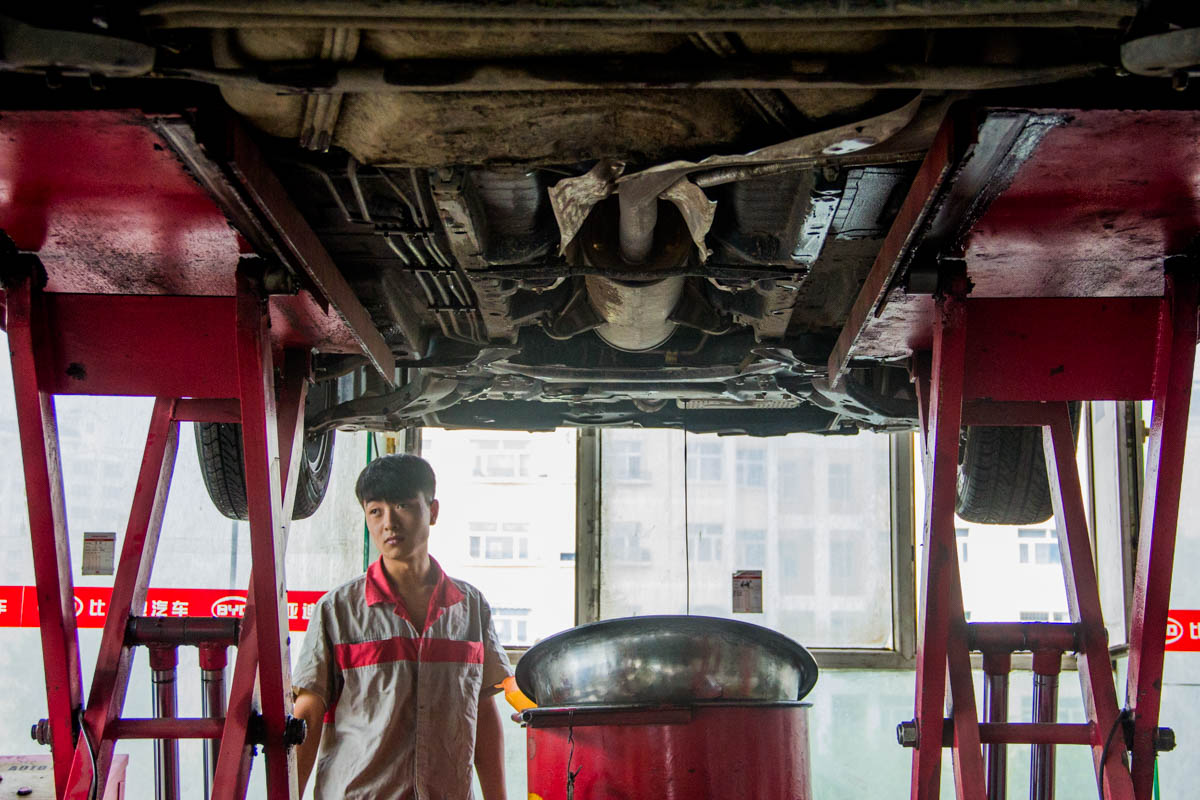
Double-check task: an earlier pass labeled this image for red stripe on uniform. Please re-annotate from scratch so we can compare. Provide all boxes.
[332,637,484,668]
[334,637,419,669]
[420,639,484,664]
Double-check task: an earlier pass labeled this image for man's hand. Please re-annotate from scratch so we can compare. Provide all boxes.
[474,693,507,800]
[293,689,326,797]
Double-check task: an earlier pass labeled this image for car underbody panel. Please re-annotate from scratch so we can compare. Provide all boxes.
[2,0,1197,437]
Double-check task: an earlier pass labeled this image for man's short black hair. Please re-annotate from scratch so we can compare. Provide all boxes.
[355,454,437,506]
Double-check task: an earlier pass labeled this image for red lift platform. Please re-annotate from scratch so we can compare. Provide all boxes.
[831,107,1200,800]
[1,103,1197,800]
[0,109,395,800]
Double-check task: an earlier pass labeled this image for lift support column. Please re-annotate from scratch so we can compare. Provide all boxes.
[832,105,1200,800]
[0,108,395,800]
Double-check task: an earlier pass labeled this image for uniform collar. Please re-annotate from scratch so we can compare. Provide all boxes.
[364,556,465,626]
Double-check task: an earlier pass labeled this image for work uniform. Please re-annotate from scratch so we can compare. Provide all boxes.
[293,557,512,800]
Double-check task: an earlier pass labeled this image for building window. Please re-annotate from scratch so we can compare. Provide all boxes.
[492,607,532,646]
[735,528,766,569]
[468,521,531,562]
[828,461,854,512]
[956,527,969,563]
[780,608,817,636]
[609,439,648,481]
[472,439,531,479]
[829,530,863,596]
[831,610,866,631]
[1018,528,1060,565]
[778,528,814,595]
[608,521,652,563]
[735,447,766,488]
[777,452,814,511]
[687,523,724,562]
[686,441,723,482]
[598,428,895,650]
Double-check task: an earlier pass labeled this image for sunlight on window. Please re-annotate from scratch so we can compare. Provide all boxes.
[599,429,894,648]
[422,428,576,648]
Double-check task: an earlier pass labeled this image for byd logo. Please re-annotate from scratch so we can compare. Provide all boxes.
[1166,616,1184,646]
[211,595,247,618]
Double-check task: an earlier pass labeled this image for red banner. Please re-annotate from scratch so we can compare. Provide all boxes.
[1165,610,1200,652]
[0,586,326,632]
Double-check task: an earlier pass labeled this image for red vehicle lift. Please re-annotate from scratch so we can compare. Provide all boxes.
[2,102,1198,800]
[0,109,395,800]
[832,108,1200,799]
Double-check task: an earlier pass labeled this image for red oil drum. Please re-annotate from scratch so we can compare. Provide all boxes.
[525,702,812,800]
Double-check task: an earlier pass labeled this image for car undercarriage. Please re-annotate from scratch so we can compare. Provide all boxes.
[2,1,1197,522]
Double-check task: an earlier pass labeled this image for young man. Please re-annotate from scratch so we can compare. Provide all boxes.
[292,454,512,799]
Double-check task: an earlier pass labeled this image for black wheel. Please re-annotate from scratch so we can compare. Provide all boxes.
[195,383,336,521]
[955,404,1080,526]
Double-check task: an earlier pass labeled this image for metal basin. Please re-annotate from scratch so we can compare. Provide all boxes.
[515,615,818,706]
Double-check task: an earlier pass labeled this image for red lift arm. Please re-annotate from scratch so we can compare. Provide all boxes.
[0,110,394,800]
[834,106,1200,800]
[3,101,1199,800]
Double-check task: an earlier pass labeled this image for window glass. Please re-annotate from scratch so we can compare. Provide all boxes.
[599,429,894,649]
[471,438,531,479]
[828,530,863,596]
[778,528,815,593]
[687,523,724,562]
[735,446,767,488]
[421,428,576,648]
[915,425,1090,624]
[1090,401,1131,646]
[607,436,648,481]
[686,441,723,482]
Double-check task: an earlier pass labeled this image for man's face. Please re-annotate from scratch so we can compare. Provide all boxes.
[363,493,439,563]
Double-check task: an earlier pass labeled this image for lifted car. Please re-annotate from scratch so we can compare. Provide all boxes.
[1,1,1195,523]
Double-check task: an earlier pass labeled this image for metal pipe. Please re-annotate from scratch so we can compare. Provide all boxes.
[149,646,181,800]
[1029,650,1062,800]
[144,11,1132,33]
[127,616,240,647]
[977,723,1091,746]
[384,234,414,267]
[586,275,685,351]
[401,233,431,268]
[982,651,1011,800]
[346,156,373,224]
[617,193,658,265]
[110,717,226,739]
[487,357,779,382]
[422,233,455,270]
[411,271,439,306]
[968,622,1078,654]
[376,169,423,224]
[292,161,355,224]
[409,170,433,228]
[445,272,471,306]
[172,60,1109,94]
[200,644,229,797]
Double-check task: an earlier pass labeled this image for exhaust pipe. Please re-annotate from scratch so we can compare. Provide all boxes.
[580,197,692,351]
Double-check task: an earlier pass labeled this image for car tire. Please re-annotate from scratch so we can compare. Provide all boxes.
[955,404,1080,526]
[194,421,334,522]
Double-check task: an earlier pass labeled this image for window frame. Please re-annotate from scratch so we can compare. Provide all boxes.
[577,430,918,669]
[559,404,1146,669]
[470,438,533,481]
